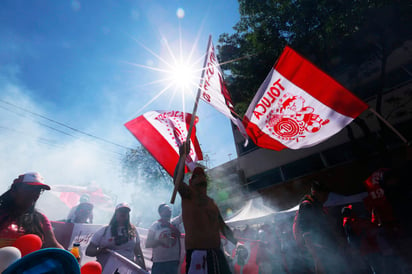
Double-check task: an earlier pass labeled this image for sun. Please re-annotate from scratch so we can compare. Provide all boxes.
[167,59,199,92]
[124,35,205,116]
[123,21,207,117]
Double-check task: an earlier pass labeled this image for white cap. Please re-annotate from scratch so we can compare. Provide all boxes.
[115,202,131,211]
[13,172,50,190]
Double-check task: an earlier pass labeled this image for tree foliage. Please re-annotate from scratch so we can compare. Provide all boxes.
[217,0,412,116]
[121,146,171,188]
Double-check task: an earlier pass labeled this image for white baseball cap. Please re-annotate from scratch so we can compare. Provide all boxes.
[115,202,131,212]
[12,172,51,190]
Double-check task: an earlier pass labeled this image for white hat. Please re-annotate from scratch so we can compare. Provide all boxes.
[13,172,50,190]
[115,202,131,211]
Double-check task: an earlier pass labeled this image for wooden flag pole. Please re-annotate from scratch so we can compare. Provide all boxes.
[170,35,212,204]
[368,107,409,145]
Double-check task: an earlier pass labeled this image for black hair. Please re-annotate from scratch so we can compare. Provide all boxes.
[108,209,137,245]
[0,186,46,241]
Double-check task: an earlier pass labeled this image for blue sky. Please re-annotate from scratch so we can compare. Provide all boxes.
[0,0,241,220]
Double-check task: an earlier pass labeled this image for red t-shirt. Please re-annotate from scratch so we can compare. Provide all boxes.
[0,212,52,248]
[363,168,396,224]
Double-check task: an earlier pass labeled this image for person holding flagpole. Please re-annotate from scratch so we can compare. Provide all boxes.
[174,141,239,274]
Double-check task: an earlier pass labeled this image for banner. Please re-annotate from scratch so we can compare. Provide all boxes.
[125,111,203,176]
[103,250,148,274]
[244,46,368,150]
[201,38,248,141]
[69,223,103,264]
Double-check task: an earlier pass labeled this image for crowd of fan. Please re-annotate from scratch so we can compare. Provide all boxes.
[0,159,411,273]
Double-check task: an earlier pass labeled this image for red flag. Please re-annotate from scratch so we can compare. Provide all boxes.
[200,38,248,141]
[243,46,368,150]
[52,185,113,208]
[124,110,203,176]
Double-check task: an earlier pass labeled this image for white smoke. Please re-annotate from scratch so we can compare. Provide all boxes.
[0,69,182,227]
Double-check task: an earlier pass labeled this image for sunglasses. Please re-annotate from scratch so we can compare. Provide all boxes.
[116,210,129,215]
[20,186,44,194]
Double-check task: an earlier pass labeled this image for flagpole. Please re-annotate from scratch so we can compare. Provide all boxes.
[368,107,409,144]
[170,35,212,204]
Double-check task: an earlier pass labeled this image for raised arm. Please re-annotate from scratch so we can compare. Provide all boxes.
[173,142,191,198]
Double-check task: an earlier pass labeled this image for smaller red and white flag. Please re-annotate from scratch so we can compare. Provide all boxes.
[200,38,248,141]
[243,46,369,150]
[125,111,203,176]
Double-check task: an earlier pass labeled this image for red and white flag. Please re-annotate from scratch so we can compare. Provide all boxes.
[200,38,248,141]
[243,46,369,150]
[124,110,203,176]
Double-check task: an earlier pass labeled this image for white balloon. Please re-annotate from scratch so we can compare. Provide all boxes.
[0,246,21,272]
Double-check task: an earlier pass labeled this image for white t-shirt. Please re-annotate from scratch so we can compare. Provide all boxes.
[171,215,184,233]
[149,220,180,263]
[67,203,93,223]
[90,225,139,261]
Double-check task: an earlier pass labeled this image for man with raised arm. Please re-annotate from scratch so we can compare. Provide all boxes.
[174,141,238,274]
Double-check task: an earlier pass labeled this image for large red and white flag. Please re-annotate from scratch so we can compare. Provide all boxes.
[200,39,248,141]
[243,46,369,150]
[124,111,203,176]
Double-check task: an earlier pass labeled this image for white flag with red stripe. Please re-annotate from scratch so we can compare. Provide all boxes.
[201,39,248,141]
[124,110,203,176]
[244,46,369,150]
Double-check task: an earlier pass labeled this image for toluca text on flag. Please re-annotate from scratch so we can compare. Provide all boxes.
[201,39,248,141]
[124,111,203,176]
[243,46,368,151]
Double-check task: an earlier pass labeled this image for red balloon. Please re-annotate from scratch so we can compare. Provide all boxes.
[12,234,42,257]
[81,261,102,274]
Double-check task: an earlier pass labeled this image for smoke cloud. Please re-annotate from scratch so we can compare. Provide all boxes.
[0,69,181,227]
